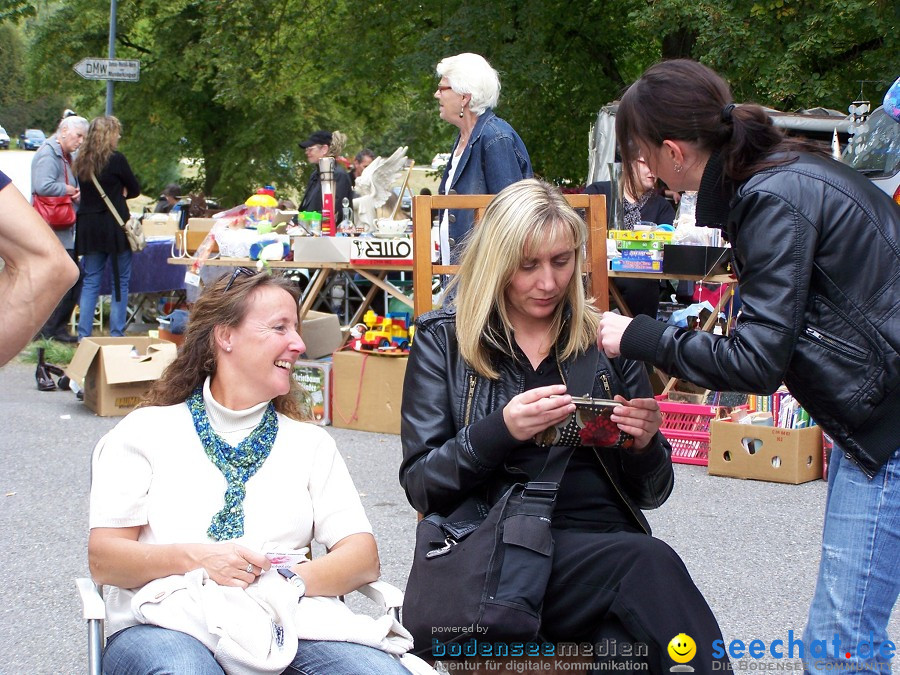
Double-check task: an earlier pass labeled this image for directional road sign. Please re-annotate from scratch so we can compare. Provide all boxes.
[72,58,140,82]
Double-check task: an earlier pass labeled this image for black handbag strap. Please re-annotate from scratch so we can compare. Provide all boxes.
[531,347,601,487]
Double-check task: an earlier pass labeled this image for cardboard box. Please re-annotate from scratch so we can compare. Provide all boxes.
[608,230,674,242]
[293,359,332,425]
[141,213,180,237]
[331,350,407,434]
[292,236,352,263]
[177,217,219,254]
[65,337,178,416]
[350,236,414,265]
[708,420,823,484]
[663,245,733,276]
[609,258,663,273]
[301,310,343,359]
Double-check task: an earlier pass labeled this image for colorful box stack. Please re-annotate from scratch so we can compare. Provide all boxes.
[607,230,673,273]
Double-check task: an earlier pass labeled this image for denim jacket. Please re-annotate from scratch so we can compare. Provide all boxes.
[438,108,532,246]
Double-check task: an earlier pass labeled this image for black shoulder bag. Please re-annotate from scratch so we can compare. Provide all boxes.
[403,348,599,654]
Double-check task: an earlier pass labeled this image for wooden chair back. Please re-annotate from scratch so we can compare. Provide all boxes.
[411,193,608,317]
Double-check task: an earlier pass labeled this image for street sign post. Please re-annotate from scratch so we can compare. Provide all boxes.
[72,58,140,82]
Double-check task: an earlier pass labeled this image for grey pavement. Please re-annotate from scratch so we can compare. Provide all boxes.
[0,360,897,673]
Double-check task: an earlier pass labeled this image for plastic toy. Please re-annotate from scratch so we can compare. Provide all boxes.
[350,310,412,352]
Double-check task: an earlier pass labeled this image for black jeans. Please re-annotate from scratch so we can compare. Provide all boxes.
[540,528,730,674]
[40,248,82,336]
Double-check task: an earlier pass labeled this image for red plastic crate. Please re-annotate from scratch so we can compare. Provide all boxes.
[657,398,731,466]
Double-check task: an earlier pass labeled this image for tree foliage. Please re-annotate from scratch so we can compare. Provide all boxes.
[3,0,897,201]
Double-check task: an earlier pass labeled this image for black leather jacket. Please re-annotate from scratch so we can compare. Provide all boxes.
[623,152,900,477]
[399,308,674,534]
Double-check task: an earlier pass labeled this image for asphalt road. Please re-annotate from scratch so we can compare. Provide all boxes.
[0,360,897,673]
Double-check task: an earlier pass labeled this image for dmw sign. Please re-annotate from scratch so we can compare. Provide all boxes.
[72,58,140,82]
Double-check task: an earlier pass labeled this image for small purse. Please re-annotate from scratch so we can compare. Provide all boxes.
[91,173,146,252]
[534,397,634,449]
[33,157,76,229]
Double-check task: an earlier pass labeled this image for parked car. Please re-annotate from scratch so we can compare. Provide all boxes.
[431,152,450,169]
[19,128,46,150]
[841,105,900,204]
[391,186,413,213]
[0,126,9,149]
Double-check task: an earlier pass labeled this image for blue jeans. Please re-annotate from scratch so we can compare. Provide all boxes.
[78,250,132,338]
[102,625,410,675]
[803,445,900,674]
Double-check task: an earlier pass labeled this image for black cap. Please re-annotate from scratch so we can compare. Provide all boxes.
[298,130,332,149]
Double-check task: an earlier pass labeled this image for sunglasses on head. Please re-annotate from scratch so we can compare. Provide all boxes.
[223,267,256,292]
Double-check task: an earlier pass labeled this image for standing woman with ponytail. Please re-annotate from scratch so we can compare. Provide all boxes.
[597,60,900,674]
[73,116,140,339]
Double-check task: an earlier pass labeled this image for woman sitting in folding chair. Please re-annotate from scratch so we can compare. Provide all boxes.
[399,179,728,674]
[88,270,411,674]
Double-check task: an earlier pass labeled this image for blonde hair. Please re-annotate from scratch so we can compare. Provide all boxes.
[73,116,121,181]
[328,130,347,157]
[451,179,599,379]
[142,272,310,421]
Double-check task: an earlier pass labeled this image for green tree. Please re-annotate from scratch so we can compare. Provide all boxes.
[636,0,899,111]
[7,0,898,194]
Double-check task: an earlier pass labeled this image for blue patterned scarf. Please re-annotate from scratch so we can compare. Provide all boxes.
[187,387,278,541]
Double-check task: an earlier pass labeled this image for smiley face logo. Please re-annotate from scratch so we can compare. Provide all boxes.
[668,633,697,664]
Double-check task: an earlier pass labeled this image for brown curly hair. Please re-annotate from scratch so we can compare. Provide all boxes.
[141,271,310,421]
[72,116,122,181]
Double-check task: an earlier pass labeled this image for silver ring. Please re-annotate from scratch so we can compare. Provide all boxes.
[245,563,254,574]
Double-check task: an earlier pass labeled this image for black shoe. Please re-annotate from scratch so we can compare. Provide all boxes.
[51,331,78,344]
[35,348,57,391]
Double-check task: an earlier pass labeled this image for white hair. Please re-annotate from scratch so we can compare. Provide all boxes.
[436,53,500,116]
[58,116,88,134]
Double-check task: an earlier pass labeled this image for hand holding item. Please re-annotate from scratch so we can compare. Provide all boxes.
[192,542,271,588]
[610,395,663,452]
[503,384,574,441]
[597,312,633,358]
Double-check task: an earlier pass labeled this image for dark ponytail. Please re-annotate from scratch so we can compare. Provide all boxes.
[616,59,814,193]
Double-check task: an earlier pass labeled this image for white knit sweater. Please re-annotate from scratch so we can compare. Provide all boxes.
[89,379,372,636]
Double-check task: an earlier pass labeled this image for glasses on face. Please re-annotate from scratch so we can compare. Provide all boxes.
[436,85,453,94]
[223,267,255,292]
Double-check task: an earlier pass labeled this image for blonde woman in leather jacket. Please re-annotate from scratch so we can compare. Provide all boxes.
[400,179,728,673]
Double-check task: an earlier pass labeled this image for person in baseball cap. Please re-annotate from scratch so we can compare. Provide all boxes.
[298,130,333,148]
[298,129,352,225]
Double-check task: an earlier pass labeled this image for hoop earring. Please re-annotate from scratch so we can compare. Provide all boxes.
[459,107,465,118]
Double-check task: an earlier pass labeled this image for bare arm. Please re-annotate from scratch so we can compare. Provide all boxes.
[88,526,271,589]
[290,532,379,597]
[0,181,78,365]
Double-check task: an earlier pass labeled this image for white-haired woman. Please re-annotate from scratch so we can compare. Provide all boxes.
[433,52,532,263]
[31,114,88,342]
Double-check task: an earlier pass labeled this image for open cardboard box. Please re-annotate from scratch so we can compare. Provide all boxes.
[65,337,178,416]
[331,350,407,434]
[178,218,219,254]
[301,310,342,359]
[708,419,823,484]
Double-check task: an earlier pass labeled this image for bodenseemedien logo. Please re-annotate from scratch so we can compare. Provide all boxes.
[668,633,697,672]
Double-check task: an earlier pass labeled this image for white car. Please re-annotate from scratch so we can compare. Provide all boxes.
[841,106,900,204]
[0,125,9,150]
[430,153,450,170]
